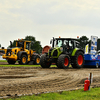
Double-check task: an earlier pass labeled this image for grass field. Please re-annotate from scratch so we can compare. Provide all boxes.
[0,64,41,67]
[0,60,7,62]
[6,87,100,100]
[0,60,58,67]
[0,64,57,67]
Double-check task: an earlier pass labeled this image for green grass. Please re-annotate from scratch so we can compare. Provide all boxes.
[0,65,57,67]
[0,60,57,67]
[0,64,41,67]
[0,60,7,62]
[6,87,100,100]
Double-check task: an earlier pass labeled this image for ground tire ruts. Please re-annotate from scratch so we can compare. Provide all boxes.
[0,63,100,97]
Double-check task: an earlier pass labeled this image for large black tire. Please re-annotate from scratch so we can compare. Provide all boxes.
[40,54,51,68]
[72,51,84,68]
[7,60,16,64]
[57,54,70,69]
[34,55,40,65]
[18,55,27,65]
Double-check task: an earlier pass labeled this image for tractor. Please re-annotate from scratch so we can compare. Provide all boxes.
[40,37,84,69]
[2,39,40,65]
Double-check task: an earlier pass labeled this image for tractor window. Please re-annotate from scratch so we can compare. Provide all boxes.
[55,40,63,47]
[76,42,81,48]
[57,40,62,47]
[18,42,24,48]
[69,40,73,47]
[64,40,68,46]
[69,40,74,49]
[26,42,30,50]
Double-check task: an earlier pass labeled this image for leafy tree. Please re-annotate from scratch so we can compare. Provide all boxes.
[77,36,90,51]
[0,44,1,47]
[8,36,42,54]
[24,36,42,54]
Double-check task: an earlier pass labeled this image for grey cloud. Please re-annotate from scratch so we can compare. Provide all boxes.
[1,0,100,47]
[7,1,100,29]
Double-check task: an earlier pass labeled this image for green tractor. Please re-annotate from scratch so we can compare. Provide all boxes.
[40,37,85,69]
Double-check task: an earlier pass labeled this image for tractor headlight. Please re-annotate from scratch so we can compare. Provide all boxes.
[12,52,14,54]
[8,53,10,56]
[60,47,63,51]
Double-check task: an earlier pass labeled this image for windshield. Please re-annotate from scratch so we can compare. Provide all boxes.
[52,39,74,49]
[17,42,24,48]
[26,42,30,50]
[54,39,69,48]
[55,40,63,47]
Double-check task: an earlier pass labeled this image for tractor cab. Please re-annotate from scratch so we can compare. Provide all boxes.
[50,37,81,55]
[15,40,31,50]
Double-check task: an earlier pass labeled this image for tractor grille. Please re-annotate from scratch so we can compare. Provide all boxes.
[53,50,58,56]
[0,50,5,55]
[6,49,12,56]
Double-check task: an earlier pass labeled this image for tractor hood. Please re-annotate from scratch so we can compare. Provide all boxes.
[6,47,21,56]
[48,47,63,58]
[7,47,20,51]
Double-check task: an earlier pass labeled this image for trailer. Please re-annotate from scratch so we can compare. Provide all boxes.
[84,36,100,68]
[84,54,100,68]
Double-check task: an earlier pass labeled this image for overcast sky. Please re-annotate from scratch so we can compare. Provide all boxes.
[0,0,100,48]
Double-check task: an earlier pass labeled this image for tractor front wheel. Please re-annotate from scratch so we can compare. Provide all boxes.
[57,54,70,69]
[19,55,27,65]
[40,54,51,68]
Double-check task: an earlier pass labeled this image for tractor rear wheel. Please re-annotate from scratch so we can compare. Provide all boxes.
[19,55,27,65]
[40,54,51,68]
[57,54,70,69]
[7,60,16,64]
[72,51,84,68]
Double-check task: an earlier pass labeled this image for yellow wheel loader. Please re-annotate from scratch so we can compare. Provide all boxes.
[1,39,40,65]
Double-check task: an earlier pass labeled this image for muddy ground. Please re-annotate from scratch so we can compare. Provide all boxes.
[0,62,100,97]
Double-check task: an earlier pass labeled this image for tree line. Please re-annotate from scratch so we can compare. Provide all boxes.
[0,35,99,54]
[77,36,91,51]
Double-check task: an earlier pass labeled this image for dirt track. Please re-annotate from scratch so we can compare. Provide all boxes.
[0,62,100,97]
